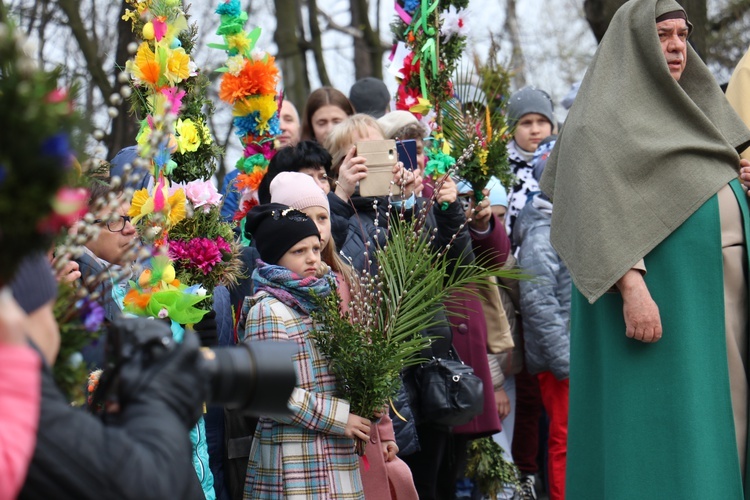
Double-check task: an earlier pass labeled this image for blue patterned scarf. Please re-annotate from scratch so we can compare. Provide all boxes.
[253,261,332,314]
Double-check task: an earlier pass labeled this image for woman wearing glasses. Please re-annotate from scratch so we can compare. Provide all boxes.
[75,178,139,365]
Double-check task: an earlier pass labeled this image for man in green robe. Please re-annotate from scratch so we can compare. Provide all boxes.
[540,0,750,497]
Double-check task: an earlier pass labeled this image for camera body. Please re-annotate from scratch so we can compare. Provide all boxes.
[93,317,297,417]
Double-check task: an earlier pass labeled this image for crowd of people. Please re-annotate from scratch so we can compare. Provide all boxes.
[4,0,750,498]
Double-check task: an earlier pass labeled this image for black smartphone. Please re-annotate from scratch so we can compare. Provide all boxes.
[396,139,418,171]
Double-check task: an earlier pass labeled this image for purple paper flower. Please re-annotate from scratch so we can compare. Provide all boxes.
[76,298,105,332]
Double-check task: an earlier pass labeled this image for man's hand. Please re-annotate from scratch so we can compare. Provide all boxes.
[435,175,458,206]
[467,190,492,232]
[616,269,662,343]
[392,162,419,199]
[494,387,511,420]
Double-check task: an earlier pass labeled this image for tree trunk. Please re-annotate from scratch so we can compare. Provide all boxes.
[679,0,706,58]
[350,0,383,80]
[504,0,527,89]
[273,0,309,112]
[106,0,139,159]
[307,0,331,87]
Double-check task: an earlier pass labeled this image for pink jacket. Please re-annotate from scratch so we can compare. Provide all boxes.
[361,413,419,500]
[0,345,41,500]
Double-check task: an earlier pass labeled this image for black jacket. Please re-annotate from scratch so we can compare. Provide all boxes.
[19,325,207,500]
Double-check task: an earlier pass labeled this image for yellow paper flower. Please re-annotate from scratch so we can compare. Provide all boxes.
[167,188,187,226]
[176,118,201,154]
[122,9,137,23]
[200,121,213,145]
[165,47,190,85]
[409,97,432,115]
[127,42,161,86]
[234,94,277,122]
[227,33,252,54]
[477,149,488,166]
[129,188,155,225]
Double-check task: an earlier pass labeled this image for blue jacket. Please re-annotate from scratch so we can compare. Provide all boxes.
[514,196,571,380]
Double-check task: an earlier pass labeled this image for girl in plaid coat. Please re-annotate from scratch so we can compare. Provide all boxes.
[240,203,372,499]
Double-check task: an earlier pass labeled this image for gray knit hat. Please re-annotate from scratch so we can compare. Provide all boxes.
[506,86,555,128]
[10,253,57,314]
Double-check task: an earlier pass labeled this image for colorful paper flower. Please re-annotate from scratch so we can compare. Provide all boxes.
[166,47,191,85]
[175,118,202,153]
[440,5,469,42]
[183,179,223,212]
[218,58,278,104]
[128,42,161,86]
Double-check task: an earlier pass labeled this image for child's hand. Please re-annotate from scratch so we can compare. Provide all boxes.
[382,440,398,462]
[345,413,371,442]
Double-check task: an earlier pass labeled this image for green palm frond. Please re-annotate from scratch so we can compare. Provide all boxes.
[310,215,527,422]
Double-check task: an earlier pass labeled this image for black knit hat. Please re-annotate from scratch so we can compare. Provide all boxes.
[244,203,320,264]
[10,253,58,313]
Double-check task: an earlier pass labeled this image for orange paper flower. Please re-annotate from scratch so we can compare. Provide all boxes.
[235,170,265,191]
[132,43,161,86]
[125,289,152,310]
[219,58,279,104]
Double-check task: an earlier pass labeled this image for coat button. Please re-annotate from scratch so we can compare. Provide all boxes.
[457,323,469,334]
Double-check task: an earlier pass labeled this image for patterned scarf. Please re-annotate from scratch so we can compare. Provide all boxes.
[253,261,332,314]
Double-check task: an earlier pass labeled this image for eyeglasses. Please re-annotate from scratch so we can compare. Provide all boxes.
[271,208,309,222]
[93,215,132,233]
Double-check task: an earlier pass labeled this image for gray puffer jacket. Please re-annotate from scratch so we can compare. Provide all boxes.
[514,195,571,380]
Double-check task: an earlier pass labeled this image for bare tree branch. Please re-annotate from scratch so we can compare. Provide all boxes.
[55,0,113,97]
[710,0,750,32]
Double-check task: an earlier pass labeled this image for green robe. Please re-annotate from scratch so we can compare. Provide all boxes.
[566,180,750,499]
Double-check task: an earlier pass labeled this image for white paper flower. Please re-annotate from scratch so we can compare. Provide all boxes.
[251,48,266,62]
[226,55,245,76]
[440,5,469,42]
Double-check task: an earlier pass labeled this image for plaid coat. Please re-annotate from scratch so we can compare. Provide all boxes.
[241,292,364,499]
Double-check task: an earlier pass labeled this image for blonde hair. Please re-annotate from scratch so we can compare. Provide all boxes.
[323,114,385,178]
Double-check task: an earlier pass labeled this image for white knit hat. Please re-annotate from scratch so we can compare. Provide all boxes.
[270,172,330,214]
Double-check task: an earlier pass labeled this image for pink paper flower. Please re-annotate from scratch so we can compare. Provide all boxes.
[169,237,229,275]
[161,87,186,115]
[183,179,223,212]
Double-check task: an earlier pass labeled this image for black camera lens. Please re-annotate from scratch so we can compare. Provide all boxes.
[201,342,298,417]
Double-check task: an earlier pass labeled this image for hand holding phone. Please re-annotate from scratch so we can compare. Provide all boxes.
[356,140,398,197]
[396,139,418,171]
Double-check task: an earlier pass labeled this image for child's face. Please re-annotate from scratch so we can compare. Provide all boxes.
[513,113,552,152]
[300,206,331,252]
[277,235,322,278]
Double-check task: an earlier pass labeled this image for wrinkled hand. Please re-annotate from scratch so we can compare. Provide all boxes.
[345,413,372,442]
[382,440,399,462]
[467,190,492,232]
[494,387,511,420]
[392,162,419,199]
[52,256,81,284]
[335,146,368,201]
[435,175,458,205]
[0,288,28,346]
[740,159,750,193]
[617,270,662,343]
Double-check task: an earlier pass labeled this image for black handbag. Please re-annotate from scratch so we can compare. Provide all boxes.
[417,349,484,427]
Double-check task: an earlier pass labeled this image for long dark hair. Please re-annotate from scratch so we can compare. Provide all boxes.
[301,87,355,142]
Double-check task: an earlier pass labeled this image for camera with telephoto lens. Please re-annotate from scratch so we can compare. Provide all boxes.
[90,317,297,417]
